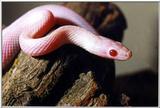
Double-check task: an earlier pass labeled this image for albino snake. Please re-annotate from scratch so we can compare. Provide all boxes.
[2,5,132,70]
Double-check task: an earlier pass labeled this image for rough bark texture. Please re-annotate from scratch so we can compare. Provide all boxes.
[2,2,127,106]
[57,72,108,106]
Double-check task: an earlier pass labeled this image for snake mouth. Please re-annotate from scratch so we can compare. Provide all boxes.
[114,50,132,61]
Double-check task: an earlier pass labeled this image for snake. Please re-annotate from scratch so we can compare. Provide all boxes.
[2,5,132,70]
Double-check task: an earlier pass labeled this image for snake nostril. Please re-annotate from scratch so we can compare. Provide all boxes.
[126,51,132,58]
[128,51,132,57]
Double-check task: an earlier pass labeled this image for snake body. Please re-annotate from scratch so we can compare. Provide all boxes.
[2,5,132,70]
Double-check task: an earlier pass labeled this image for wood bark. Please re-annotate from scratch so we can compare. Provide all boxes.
[2,2,127,106]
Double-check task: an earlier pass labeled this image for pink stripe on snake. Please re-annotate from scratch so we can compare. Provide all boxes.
[2,5,132,70]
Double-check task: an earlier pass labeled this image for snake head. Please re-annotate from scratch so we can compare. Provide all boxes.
[96,36,132,61]
[107,43,132,60]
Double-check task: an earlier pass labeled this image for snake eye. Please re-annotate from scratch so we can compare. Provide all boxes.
[109,49,118,57]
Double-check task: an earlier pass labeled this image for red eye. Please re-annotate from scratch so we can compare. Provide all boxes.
[109,49,118,57]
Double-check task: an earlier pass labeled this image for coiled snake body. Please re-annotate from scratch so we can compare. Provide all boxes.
[2,5,132,70]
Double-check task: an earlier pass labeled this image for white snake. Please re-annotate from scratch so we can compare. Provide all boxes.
[2,5,132,70]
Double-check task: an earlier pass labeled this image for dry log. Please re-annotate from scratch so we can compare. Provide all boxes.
[57,72,108,106]
[2,2,127,106]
